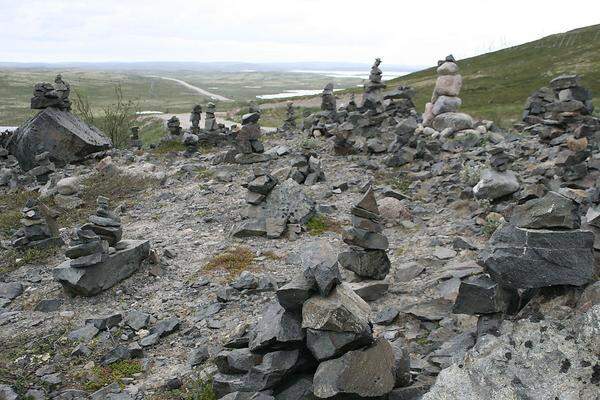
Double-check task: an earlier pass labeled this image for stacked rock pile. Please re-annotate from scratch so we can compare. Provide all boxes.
[30,74,71,111]
[53,196,150,296]
[274,152,325,186]
[423,55,474,135]
[280,102,296,132]
[205,103,218,131]
[162,116,183,144]
[235,103,270,164]
[361,57,386,113]
[212,243,410,399]
[11,198,63,249]
[473,145,520,201]
[129,126,143,150]
[521,75,599,145]
[190,105,203,134]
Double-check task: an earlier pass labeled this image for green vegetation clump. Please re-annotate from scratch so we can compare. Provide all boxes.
[0,191,37,238]
[153,140,187,155]
[306,214,343,236]
[82,360,143,391]
[150,379,216,400]
[459,163,483,186]
[205,247,255,276]
[0,246,60,275]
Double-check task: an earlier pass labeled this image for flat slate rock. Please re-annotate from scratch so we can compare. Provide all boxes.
[53,240,150,296]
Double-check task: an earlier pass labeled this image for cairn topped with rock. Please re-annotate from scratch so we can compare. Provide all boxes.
[205,102,217,131]
[281,102,297,132]
[473,145,520,201]
[235,103,270,164]
[11,198,63,250]
[31,74,71,111]
[28,151,56,184]
[129,126,142,149]
[190,105,202,134]
[362,58,386,112]
[423,55,474,135]
[166,116,182,136]
[211,241,409,399]
[53,196,150,296]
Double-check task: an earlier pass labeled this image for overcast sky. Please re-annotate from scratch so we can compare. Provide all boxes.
[1,0,598,67]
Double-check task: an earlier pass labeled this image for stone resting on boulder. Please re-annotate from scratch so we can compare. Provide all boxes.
[53,196,150,296]
[8,75,112,171]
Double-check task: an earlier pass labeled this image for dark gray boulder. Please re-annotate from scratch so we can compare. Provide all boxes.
[452,275,518,315]
[276,273,315,311]
[511,191,580,229]
[338,249,390,280]
[306,328,372,361]
[274,375,316,400]
[53,240,150,296]
[245,350,303,391]
[249,302,304,352]
[8,108,112,171]
[215,348,263,374]
[480,224,594,289]
[303,259,341,297]
[313,338,396,398]
[342,227,389,250]
[391,339,411,388]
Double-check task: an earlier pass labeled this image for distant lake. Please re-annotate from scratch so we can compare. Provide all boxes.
[257,89,343,100]
[0,126,17,132]
[291,70,410,80]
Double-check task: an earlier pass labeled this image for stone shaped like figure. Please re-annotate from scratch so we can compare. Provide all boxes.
[205,102,217,131]
[166,116,182,136]
[369,58,383,84]
[129,126,142,149]
[30,74,72,111]
[190,105,202,132]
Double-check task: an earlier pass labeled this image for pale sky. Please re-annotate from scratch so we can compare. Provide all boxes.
[0,0,599,66]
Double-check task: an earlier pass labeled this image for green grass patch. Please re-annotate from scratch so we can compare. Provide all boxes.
[150,379,216,400]
[82,360,143,391]
[306,214,343,236]
[0,245,60,275]
[204,247,255,276]
[0,191,38,238]
[152,140,186,155]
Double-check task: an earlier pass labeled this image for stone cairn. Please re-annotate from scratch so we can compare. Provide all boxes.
[281,102,296,132]
[190,105,202,134]
[521,75,599,153]
[205,102,217,131]
[279,152,325,186]
[362,57,386,112]
[53,196,150,296]
[235,103,269,164]
[28,151,56,184]
[11,198,63,249]
[311,83,337,136]
[339,187,392,302]
[129,126,142,149]
[166,116,182,137]
[473,145,520,201]
[31,74,71,111]
[212,241,409,399]
[423,55,474,135]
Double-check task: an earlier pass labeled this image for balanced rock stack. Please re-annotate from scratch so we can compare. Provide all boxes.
[473,145,520,201]
[423,55,473,134]
[361,58,386,112]
[129,126,143,150]
[190,105,203,134]
[235,103,270,164]
[53,196,150,296]
[281,102,296,132]
[311,83,338,135]
[340,187,391,301]
[11,198,63,249]
[9,76,109,171]
[212,243,409,399]
[163,116,183,142]
[205,103,217,131]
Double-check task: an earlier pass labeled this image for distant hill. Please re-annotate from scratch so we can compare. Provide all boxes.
[386,24,600,126]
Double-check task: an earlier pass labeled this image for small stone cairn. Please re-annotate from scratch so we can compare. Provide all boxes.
[281,102,296,132]
[339,187,391,300]
[423,55,474,134]
[166,116,182,137]
[53,196,150,296]
[28,151,56,184]
[129,126,142,149]
[473,145,520,201]
[211,239,409,399]
[277,152,325,186]
[205,103,217,131]
[31,74,71,111]
[190,105,202,134]
[362,57,386,112]
[11,198,63,249]
[235,103,270,164]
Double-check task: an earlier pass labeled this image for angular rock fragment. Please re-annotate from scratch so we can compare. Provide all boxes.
[306,327,372,361]
[452,275,518,315]
[511,191,580,229]
[249,302,304,352]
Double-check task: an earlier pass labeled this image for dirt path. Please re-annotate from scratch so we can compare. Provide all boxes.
[148,76,233,102]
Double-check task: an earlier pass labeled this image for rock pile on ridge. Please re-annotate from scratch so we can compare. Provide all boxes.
[473,145,520,200]
[212,240,410,399]
[236,103,271,164]
[53,196,150,296]
[11,198,63,249]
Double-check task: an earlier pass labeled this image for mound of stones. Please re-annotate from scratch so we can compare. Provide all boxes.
[232,170,316,239]
[7,75,112,171]
[473,145,520,201]
[278,102,297,135]
[53,196,150,296]
[11,198,63,249]
[212,242,410,399]
[272,152,325,186]
[236,103,271,164]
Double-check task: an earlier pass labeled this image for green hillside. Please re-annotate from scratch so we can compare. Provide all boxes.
[388,24,600,127]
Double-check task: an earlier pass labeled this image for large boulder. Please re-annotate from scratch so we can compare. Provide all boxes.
[473,169,520,200]
[8,108,112,171]
[432,112,473,132]
[511,191,580,229]
[480,224,594,289]
[422,305,600,400]
[53,240,150,296]
[313,338,396,398]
